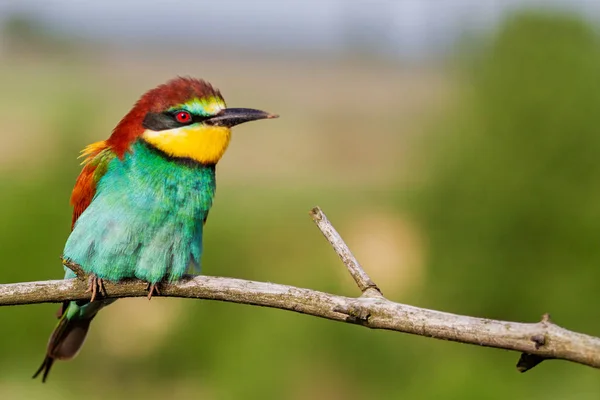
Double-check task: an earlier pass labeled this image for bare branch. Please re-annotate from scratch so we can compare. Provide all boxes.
[1,275,599,370]
[309,207,382,297]
[1,208,599,371]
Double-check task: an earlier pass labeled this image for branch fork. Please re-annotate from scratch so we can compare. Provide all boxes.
[0,207,598,372]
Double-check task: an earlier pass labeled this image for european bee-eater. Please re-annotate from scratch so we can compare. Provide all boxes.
[33,77,277,382]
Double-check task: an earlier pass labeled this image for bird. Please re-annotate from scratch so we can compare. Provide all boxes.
[33,77,278,382]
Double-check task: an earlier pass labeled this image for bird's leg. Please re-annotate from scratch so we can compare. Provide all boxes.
[85,274,106,302]
[146,282,161,300]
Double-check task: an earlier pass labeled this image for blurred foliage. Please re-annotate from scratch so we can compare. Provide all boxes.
[1,7,600,400]
[409,10,600,398]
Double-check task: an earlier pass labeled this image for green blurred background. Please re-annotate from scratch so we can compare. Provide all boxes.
[1,1,600,399]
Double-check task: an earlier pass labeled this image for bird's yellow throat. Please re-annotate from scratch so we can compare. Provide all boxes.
[142,125,231,164]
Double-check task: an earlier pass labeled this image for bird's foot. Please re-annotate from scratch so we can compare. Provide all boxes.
[146,282,161,300]
[85,274,106,302]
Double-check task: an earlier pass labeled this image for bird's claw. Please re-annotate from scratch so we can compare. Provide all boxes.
[146,283,161,300]
[85,274,106,302]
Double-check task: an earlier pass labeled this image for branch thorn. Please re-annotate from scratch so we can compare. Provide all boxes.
[61,258,86,281]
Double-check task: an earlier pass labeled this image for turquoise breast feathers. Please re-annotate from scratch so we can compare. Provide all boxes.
[63,140,216,283]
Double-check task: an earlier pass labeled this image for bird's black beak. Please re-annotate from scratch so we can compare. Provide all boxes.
[205,108,278,128]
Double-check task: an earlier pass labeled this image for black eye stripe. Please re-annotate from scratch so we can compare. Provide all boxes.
[142,111,209,131]
[142,112,179,130]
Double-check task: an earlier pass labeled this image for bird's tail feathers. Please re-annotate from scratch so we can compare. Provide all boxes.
[33,306,94,383]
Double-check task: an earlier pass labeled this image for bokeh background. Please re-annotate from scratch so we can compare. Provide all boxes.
[1,0,600,398]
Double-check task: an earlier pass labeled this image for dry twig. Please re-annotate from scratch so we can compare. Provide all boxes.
[0,207,598,372]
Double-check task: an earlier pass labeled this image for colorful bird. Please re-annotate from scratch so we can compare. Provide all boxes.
[33,77,277,382]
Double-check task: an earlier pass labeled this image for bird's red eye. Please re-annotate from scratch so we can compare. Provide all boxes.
[175,111,192,123]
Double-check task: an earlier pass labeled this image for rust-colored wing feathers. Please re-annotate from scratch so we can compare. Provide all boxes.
[70,141,115,229]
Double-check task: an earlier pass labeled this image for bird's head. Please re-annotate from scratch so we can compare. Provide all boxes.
[107,77,277,164]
